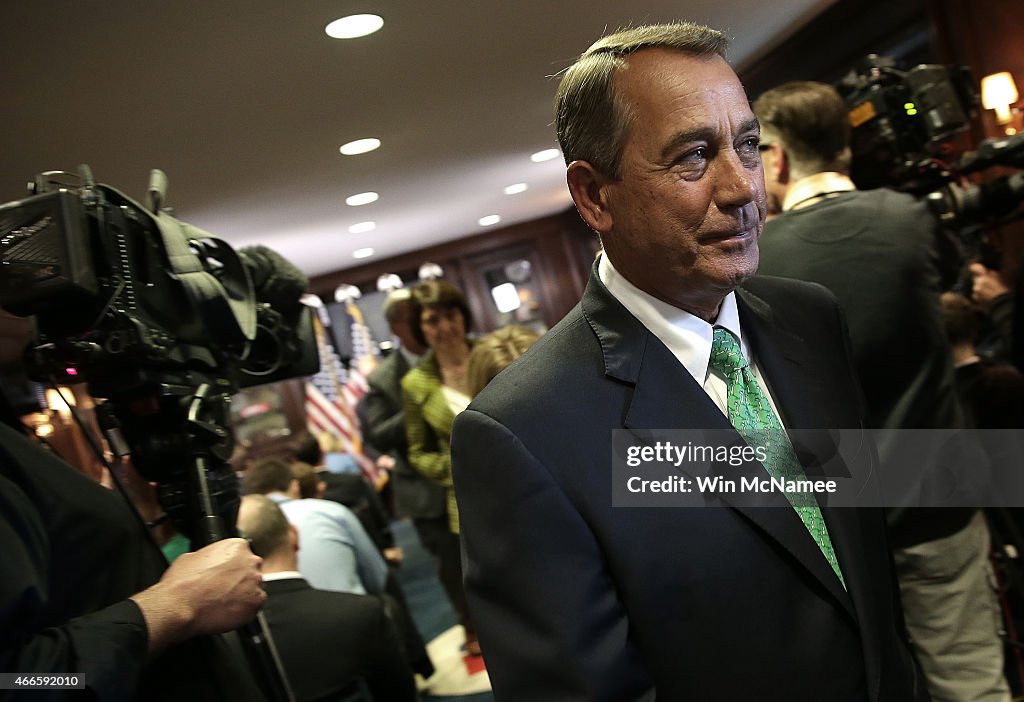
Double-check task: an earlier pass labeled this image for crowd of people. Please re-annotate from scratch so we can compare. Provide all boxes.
[2,17,1023,702]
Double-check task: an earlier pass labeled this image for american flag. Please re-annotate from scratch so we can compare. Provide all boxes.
[304,303,383,486]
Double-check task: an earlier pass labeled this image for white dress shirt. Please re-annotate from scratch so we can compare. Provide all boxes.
[597,254,783,421]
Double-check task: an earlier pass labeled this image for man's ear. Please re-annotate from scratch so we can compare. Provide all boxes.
[566,160,614,234]
[771,145,790,185]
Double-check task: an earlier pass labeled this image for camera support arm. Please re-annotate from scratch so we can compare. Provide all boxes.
[168,382,296,702]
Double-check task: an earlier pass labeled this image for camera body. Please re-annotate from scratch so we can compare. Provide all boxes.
[837,55,979,193]
[0,170,317,395]
[837,56,1024,232]
[0,167,318,535]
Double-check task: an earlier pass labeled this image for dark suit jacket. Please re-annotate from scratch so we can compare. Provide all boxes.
[759,189,971,546]
[359,349,446,520]
[450,269,926,702]
[261,577,417,702]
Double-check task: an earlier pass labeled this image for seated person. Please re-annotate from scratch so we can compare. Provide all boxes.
[289,459,434,678]
[293,433,399,561]
[237,494,417,702]
[243,458,387,595]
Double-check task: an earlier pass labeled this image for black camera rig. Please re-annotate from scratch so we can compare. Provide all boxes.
[837,55,1024,231]
[0,165,317,701]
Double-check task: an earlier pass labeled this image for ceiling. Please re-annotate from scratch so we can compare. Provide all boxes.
[1,0,835,280]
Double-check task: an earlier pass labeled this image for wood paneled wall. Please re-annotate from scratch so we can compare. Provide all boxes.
[310,207,599,333]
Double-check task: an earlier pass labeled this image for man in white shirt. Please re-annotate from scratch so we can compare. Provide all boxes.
[243,457,387,595]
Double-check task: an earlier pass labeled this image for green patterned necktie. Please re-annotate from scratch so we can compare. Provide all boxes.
[709,327,846,588]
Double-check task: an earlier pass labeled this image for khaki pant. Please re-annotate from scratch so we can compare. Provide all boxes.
[894,511,1011,702]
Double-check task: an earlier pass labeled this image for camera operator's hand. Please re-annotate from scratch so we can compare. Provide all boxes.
[969,262,1011,312]
[130,537,265,657]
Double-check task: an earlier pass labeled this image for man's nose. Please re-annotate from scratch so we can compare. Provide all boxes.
[714,151,759,210]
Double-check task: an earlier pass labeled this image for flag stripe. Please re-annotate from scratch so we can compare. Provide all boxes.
[304,302,384,487]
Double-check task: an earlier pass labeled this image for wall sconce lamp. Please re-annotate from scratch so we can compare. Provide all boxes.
[981,71,1019,130]
[376,273,404,292]
[334,284,362,303]
[417,262,444,281]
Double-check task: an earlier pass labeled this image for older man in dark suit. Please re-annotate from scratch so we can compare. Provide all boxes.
[237,494,417,702]
[359,289,448,549]
[450,22,927,702]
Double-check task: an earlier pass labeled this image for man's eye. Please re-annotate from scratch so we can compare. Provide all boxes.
[737,137,762,165]
[739,136,759,153]
[674,147,708,168]
[682,147,707,163]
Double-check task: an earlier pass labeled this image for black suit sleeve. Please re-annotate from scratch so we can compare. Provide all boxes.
[451,409,655,702]
[0,470,150,702]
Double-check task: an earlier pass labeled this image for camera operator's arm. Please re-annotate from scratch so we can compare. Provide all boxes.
[129,538,265,657]
[0,422,265,700]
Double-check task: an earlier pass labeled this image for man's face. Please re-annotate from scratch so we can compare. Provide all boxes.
[389,301,426,354]
[757,136,786,216]
[580,50,766,319]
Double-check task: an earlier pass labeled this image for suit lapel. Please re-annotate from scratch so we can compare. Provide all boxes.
[736,287,830,439]
[739,285,894,698]
[735,287,855,613]
[584,271,853,616]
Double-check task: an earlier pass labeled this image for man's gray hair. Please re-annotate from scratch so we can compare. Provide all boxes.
[554,22,729,179]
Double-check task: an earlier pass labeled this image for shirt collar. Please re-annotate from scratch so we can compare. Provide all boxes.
[262,571,304,582]
[598,253,748,386]
[782,172,856,211]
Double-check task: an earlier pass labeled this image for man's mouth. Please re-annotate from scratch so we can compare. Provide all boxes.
[701,227,755,244]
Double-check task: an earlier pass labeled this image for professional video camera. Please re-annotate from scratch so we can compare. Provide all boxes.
[0,165,318,542]
[0,165,313,701]
[837,55,1024,229]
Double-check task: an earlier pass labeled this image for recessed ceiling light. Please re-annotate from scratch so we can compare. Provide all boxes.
[353,247,376,259]
[530,148,560,163]
[346,191,379,206]
[340,138,381,155]
[349,221,376,234]
[325,14,384,39]
[504,183,528,195]
[478,215,501,227]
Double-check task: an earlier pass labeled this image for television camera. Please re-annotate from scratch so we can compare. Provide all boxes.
[0,164,318,537]
[837,55,1024,231]
[0,165,316,701]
